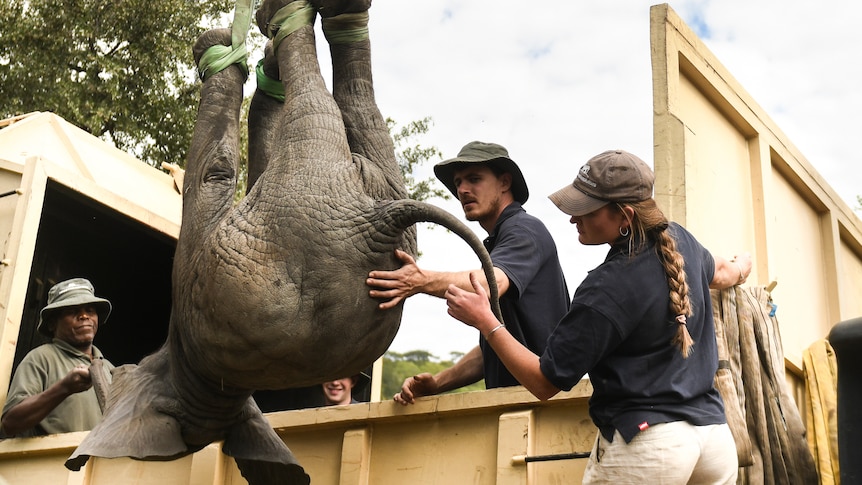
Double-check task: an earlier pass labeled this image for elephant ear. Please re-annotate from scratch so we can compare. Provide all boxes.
[223,399,310,485]
[66,353,190,470]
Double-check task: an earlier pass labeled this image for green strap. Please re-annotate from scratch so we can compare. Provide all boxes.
[253,1,316,99]
[198,44,249,81]
[255,59,285,102]
[270,1,316,51]
[231,0,253,51]
[321,12,369,44]
[197,0,254,81]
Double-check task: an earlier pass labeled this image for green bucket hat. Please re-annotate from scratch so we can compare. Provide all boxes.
[37,278,112,336]
[433,141,529,203]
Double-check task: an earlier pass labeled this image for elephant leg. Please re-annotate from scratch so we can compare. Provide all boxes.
[247,41,283,192]
[182,28,244,246]
[319,3,416,253]
[254,0,351,172]
[320,6,407,202]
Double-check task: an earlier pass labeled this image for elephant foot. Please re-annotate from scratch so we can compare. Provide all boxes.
[311,0,371,18]
[255,0,315,46]
[193,28,249,81]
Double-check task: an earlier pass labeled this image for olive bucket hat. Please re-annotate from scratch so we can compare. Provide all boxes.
[37,278,112,336]
[433,141,529,203]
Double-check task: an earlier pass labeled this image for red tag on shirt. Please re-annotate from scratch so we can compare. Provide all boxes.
[638,421,649,431]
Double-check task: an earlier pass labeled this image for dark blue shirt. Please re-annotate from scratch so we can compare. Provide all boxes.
[481,202,570,388]
[539,223,725,442]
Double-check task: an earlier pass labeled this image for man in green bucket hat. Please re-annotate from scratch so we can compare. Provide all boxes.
[367,141,570,403]
[1,278,115,437]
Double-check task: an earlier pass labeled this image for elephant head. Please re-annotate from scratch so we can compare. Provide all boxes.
[65,1,500,483]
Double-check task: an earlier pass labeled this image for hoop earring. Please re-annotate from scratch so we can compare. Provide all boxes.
[619,226,630,237]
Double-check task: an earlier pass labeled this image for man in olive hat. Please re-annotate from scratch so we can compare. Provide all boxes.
[1,278,115,437]
[367,141,570,403]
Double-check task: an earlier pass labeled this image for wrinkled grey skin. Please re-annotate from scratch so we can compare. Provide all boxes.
[65,1,499,483]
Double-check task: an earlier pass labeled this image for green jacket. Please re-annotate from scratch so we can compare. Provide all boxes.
[2,339,113,437]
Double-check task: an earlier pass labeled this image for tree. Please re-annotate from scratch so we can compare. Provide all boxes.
[0,0,233,168]
[388,117,450,203]
[0,0,446,201]
[381,350,484,398]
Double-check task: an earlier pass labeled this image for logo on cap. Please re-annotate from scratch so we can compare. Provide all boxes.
[577,164,597,188]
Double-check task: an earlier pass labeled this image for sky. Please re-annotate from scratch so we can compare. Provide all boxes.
[306,0,861,359]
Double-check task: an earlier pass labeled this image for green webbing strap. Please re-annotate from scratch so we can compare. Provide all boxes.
[231,0,254,51]
[256,59,285,102]
[321,12,369,44]
[197,0,254,81]
[270,1,316,51]
[198,44,249,81]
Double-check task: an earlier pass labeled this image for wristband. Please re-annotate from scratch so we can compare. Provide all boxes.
[486,323,506,340]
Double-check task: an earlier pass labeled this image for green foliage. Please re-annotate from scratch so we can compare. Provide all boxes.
[0,0,233,168]
[233,95,253,202]
[381,350,484,398]
[0,0,445,201]
[387,117,450,203]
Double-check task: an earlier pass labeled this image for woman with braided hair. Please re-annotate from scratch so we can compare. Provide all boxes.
[445,149,751,484]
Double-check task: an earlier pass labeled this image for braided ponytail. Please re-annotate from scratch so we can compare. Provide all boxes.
[617,200,694,358]
[656,230,694,357]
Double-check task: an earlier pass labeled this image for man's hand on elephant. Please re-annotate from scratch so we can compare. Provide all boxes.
[393,373,438,406]
[367,249,427,309]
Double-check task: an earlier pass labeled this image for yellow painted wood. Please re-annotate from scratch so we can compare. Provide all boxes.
[496,410,532,485]
[649,4,862,371]
[87,455,195,485]
[0,157,48,407]
[338,427,371,485]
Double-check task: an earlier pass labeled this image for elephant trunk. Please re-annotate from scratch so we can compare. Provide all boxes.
[375,199,504,323]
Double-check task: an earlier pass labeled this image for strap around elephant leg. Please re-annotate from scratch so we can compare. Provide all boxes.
[197,42,249,81]
[268,1,316,51]
[197,0,254,81]
[256,59,285,102]
[321,11,369,44]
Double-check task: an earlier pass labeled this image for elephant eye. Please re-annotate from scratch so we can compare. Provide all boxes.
[203,165,235,183]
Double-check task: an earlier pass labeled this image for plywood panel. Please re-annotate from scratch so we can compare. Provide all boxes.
[838,238,862,321]
[0,453,77,484]
[87,456,195,485]
[650,3,862,369]
[677,74,757,259]
[767,168,830,363]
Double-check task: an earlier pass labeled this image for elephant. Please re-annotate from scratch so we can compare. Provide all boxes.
[63,0,501,483]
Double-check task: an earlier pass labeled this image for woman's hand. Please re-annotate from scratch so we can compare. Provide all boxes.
[445,272,500,336]
[710,251,753,289]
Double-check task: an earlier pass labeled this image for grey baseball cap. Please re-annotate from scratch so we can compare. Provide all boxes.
[549,149,654,216]
[434,141,529,203]
[37,278,112,336]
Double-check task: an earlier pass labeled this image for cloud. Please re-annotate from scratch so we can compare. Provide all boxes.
[343,0,862,356]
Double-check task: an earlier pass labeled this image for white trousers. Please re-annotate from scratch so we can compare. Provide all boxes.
[581,421,738,485]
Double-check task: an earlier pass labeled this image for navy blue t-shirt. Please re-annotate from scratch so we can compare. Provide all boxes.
[481,202,570,388]
[539,223,725,442]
